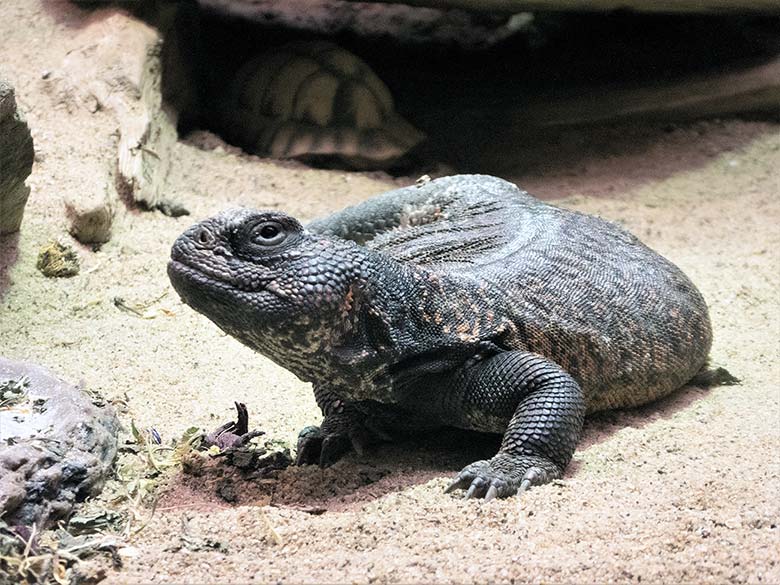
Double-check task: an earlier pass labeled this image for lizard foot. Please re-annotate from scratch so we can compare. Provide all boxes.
[295,425,353,467]
[296,413,387,467]
[444,453,562,501]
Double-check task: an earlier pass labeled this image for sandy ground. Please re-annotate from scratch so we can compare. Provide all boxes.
[1,1,779,583]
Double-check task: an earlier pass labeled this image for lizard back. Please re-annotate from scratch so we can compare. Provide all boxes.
[309,175,713,412]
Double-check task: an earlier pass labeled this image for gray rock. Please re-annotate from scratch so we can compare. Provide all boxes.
[198,0,780,34]
[0,80,34,235]
[197,0,518,48]
[0,358,119,529]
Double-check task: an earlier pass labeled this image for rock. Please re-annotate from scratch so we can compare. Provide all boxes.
[527,55,780,126]
[198,0,780,40]
[197,0,518,49]
[64,186,116,244]
[0,358,119,529]
[48,9,180,212]
[311,0,780,14]
[36,239,80,277]
[0,79,34,235]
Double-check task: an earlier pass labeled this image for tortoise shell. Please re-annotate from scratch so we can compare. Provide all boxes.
[218,41,425,170]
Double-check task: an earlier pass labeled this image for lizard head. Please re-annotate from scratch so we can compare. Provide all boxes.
[168,208,370,356]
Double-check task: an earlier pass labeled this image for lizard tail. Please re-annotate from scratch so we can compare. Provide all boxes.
[687,364,740,387]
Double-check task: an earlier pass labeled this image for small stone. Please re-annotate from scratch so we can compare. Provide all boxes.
[64,187,116,244]
[216,480,238,503]
[36,239,80,277]
[155,198,190,218]
[117,546,140,558]
[85,94,101,113]
[415,174,432,187]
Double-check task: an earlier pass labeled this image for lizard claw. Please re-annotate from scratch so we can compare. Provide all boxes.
[464,478,487,500]
[518,467,544,495]
[319,434,352,467]
[484,484,499,502]
[444,476,469,494]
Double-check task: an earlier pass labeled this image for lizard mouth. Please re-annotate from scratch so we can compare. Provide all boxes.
[167,259,224,300]
[167,258,277,296]
[168,258,212,285]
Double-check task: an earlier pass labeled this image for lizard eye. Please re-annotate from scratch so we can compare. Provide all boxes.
[251,221,286,246]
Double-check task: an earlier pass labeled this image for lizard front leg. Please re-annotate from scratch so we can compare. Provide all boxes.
[444,351,586,500]
[296,385,390,467]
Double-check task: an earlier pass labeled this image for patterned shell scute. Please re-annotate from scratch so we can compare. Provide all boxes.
[219,41,425,169]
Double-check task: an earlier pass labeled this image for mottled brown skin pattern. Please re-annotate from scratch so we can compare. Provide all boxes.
[168,175,713,499]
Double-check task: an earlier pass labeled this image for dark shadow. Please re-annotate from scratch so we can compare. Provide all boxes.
[40,0,143,30]
[275,381,721,508]
[39,0,102,30]
[161,427,501,513]
[0,232,20,301]
[146,5,779,182]
[359,14,779,185]
[279,427,502,501]
[161,380,721,512]
[478,119,777,200]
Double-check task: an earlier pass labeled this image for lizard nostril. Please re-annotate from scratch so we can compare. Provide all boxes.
[197,228,214,246]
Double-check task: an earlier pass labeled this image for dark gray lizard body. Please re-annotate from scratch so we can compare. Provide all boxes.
[168,174,723,499]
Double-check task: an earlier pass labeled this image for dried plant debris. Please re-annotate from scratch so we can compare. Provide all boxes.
[66,511,125,537]
[203,402,264,450]
[0,519,121,585]
[200,402,293,476]
[36,240,80,277]
[0,375,29,408]
[112,290,172,319]
[96,406,291,551]
[125,421,202,474]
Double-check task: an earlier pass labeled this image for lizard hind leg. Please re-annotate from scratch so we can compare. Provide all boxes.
[445,351,586,500]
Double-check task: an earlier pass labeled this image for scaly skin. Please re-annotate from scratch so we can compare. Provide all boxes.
[168,175,719,499]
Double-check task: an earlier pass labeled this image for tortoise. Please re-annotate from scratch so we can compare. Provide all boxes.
[217,41,425,170]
